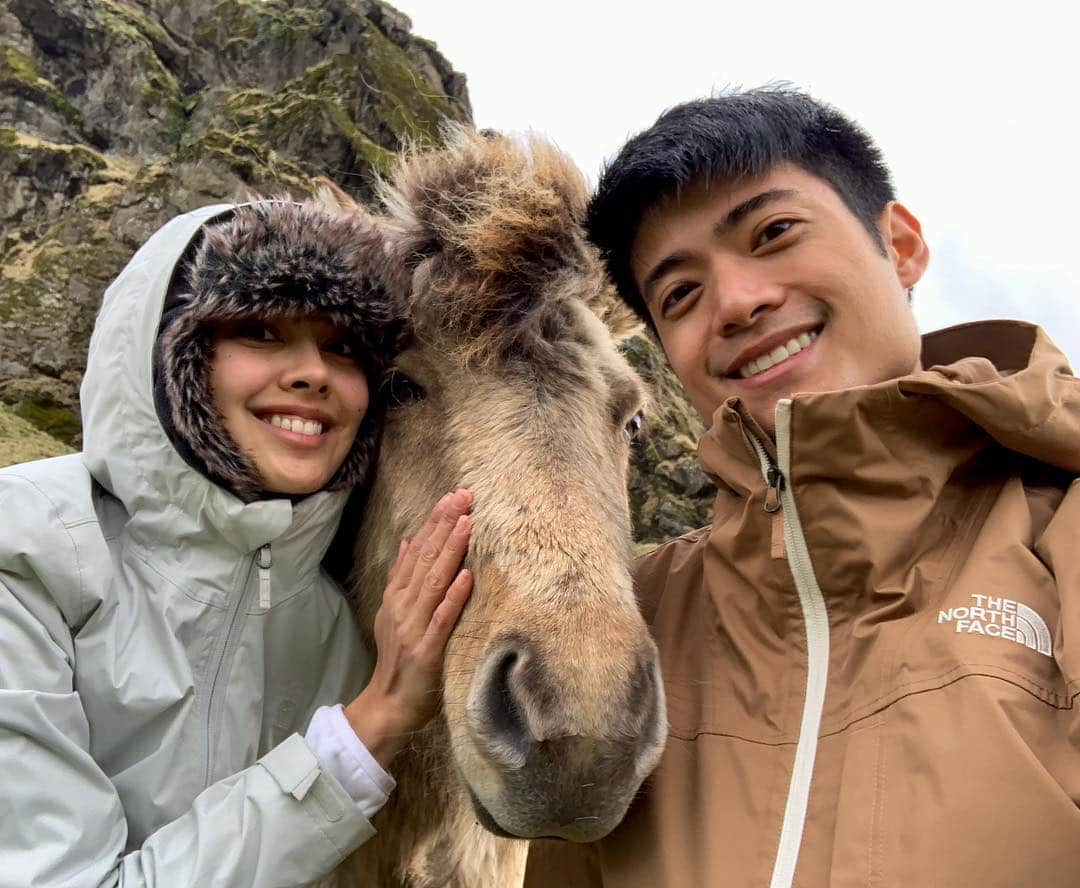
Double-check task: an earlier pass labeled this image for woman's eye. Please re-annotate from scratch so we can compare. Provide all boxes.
[754,220,794,249]
[623,410,645,444]
[661,283,696,316]
[234,322,277,342]
[383,370,427,407]
[324,338,358,358]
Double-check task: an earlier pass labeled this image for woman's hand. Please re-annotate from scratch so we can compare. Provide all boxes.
[344,489,474,769]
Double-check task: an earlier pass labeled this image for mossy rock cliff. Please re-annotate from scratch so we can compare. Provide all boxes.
[0,0,712,543]
[1,0,471,446]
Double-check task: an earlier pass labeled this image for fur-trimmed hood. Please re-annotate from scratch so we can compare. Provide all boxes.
[80,201,405,552]
[156,200,406,501]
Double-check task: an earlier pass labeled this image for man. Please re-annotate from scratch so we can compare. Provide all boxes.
[525,89,1080,887]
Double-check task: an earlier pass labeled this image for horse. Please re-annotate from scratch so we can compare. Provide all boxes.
[319,128,666,887]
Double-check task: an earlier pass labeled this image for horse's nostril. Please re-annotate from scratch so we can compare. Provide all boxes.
[478,648,532,767]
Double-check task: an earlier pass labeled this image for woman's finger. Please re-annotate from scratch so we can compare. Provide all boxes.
[394,491,455,588]
[385,538,409,584]
[424,568,474,649]
[414,514,472,623]
[401,491,472,598]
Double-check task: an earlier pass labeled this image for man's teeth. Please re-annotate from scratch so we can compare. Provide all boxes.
[738,331,818,379]
[268,415,323,436]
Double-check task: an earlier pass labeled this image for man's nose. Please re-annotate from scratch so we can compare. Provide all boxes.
[707,265,786,335]
[280,340,330,394]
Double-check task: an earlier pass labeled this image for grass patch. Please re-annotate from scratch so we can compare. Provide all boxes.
[0,403,73,467]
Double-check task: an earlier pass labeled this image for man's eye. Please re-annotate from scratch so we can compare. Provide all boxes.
[754,220,794,249]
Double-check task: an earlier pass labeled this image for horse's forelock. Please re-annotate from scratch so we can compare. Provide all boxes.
[379,128,638,363]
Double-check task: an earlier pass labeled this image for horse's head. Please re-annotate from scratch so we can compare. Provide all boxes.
[335,129,665,843]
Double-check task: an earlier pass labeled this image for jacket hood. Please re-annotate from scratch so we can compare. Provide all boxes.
[157,200,406,501]
[700,320,1080,490]
[80,203,403,552]
[901,320,1078,472]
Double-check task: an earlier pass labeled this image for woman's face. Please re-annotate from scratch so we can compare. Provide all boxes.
[209,315,369,496]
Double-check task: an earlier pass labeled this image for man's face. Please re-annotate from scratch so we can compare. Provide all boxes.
[630,164,929,434]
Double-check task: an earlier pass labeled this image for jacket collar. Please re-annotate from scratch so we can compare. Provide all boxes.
[698,320,1080,493]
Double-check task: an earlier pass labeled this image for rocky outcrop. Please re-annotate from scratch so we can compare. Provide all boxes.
[0,0,713,543]
[624,335,715,545]
[1,0,471,447]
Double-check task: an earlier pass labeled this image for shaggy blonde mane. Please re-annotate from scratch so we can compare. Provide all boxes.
[378,126,640,365]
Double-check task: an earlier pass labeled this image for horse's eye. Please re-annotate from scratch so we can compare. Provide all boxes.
[623,410,645,444]
[383,370,427,407]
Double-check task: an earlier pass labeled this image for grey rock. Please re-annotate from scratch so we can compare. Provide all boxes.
[0,359,30,379]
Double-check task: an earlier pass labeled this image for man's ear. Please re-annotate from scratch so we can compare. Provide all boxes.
[881,201,930,289]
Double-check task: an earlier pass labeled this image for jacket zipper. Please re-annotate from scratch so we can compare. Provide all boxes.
[746,400,831,888]
[203,543,271,786]
[257,544,272,610]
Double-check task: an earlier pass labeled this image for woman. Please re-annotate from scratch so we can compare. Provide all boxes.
[0,199,469,885]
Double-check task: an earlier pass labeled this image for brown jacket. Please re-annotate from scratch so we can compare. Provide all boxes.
[526,321,1080,888]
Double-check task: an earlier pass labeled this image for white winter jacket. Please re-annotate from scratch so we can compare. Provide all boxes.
[0,205,379,886]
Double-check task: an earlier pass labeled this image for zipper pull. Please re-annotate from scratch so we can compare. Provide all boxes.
[257,544,272,610]
[764,465,786,513]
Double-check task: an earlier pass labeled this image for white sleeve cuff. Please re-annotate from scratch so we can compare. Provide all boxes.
[304,704,396,821]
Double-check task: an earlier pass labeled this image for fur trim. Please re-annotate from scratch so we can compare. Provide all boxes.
[158,199,407,501]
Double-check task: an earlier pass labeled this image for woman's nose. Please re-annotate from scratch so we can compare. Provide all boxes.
[280,340,330,394]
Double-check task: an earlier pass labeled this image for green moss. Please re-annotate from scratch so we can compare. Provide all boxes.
[94,1,189,146]
[0,404,73,467]
[0,173,128,328]
[141,70,189,146]
[200,72,397,181]
[358,26,456,144]
[3,46,37,83]
[194,0,329,51]
[0,134,112,265]
[0,48,83,125]
[0,128,108,170]
[0,130,109,227]
[99,0,172,47]
[174,126,309,188]
[327,107,397,177]
[9,401,82,446]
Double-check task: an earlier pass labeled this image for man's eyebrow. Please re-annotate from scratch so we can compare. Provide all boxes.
[713,188,799,237]
[642,251,692,304]
[641,188,800,304]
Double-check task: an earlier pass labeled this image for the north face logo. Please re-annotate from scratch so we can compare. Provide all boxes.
[937,594,1053,657]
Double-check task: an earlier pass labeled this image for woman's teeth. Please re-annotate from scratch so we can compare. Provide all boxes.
[738,331,818,379]
[267,415,323,436]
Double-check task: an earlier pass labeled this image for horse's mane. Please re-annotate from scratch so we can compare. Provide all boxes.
[379,126,639,367]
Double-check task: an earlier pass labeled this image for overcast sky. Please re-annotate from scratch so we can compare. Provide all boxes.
[398,0,1079,364]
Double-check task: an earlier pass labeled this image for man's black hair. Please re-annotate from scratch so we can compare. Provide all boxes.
[587,88,897,321]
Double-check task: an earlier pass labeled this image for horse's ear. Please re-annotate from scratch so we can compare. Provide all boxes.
[306,178,414,304]
[312,176,362,215]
